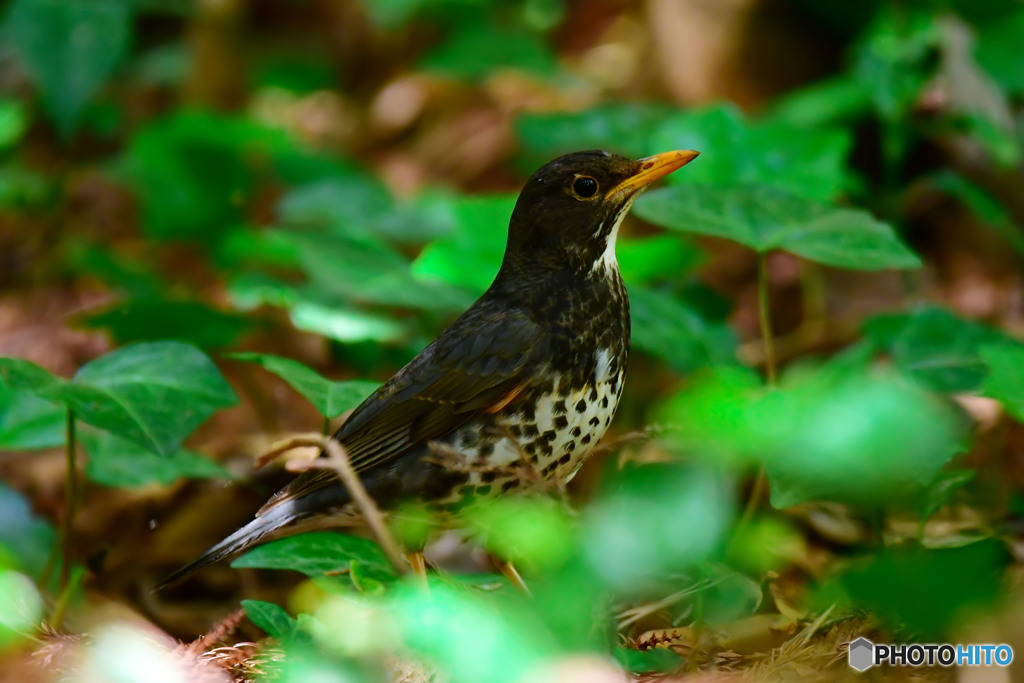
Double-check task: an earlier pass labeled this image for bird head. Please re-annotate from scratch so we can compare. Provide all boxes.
[502,149,699,278]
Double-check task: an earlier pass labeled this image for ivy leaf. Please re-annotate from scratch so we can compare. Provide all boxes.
[229,352,378,419]
[515,103,675,161]
[241,600,299,640]
[5,0,132,136]
[617,236,703,286]
[71,342,237,455]
[80,428,228,488]
[232,531,397,584]
[0,342,237,456]
[634,184,920,270]
[81,298,252,349]
[649,105,853,202]
[981,346,1024,422]
[420,24,556,80]
[412,195,515,295]
[0,384,65,451]
[629,287,737,372]
[864,306,1019,392]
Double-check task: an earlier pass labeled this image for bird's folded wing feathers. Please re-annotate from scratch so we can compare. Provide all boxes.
[258,308,544,515]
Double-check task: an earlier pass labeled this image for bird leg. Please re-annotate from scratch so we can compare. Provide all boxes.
[491,556,532,597]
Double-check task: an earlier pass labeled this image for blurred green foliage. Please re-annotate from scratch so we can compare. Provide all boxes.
[0,0,1023,679]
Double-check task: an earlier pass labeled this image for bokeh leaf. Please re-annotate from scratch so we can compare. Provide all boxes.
[629,286,738,372]
[81,298,252,349]
[412,195,514,294]
[981,345,1024,422]
[516,103,675,161]
[864,306,1019,392]
[6,0,132,136]
[0,384,65,451]
[635,184,920,270]
[229,352,378,419]
[650,105,853,202]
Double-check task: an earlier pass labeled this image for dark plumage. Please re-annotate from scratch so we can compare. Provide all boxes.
[159,149,698,588]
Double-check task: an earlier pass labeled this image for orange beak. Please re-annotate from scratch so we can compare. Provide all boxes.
[608,149,700,197]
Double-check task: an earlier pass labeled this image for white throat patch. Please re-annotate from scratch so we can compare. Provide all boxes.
[592,195,635,276]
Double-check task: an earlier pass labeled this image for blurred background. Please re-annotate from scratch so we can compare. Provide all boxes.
[1,0,1024,681]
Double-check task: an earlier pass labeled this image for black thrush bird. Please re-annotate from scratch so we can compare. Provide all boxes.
[160,148,698,589]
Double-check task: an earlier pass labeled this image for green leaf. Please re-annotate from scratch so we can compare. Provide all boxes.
[420,23,556,80]
[0,345,237,456]
[766,74,872,128]
[839,541,1006,640]
[864,306,1019,392]
[0,99,28,150]
[921,469,975,521]
[232,531,397,584]
[412,195,515,295]
[649,104,853,202]
[981,345,1024,421]
[229,352,378,419]
[582,463,734,593]
[80,428,228,488]
[0,384,65,451]
[286,230,470,312]
[242,600,298,640]
[71,342,238,455]
[461,498,575,573]
[120,111,293,240]
[634,184,920,270]
[629,287,737,372]
[758,371,965,508]
[515,103,675,161]
[0,483,56,578]
[288,299,408,344]
[617,235,703,286]
[5,0,132,136]
[975,9,1024,94]
[851,7,940,121]
[614,647,682,674]
[81,298,252,349]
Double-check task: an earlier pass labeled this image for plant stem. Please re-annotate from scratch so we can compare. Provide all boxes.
[60,410,77,589]
[757,252,777,386]
[742,253,778,529]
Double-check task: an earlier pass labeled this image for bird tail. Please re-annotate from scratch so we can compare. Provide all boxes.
[156,500,305,591]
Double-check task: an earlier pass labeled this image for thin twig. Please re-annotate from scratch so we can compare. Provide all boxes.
[262,434,408,575]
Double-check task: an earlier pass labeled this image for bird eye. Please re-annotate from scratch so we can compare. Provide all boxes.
[572,176,599,199]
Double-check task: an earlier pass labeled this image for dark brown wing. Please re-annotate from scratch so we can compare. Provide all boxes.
[259,305,545,513]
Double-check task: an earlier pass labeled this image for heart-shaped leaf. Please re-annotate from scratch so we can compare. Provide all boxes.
[6,0,132,136]
[864,306,1019,392]
[649,105,853,202]
[0,342,237,456]
[229,352,378,419]
[71,342,237,455]
[635,184,920,270]
[0,384,65,451]
[981,345,1024,421]
[232,531,397,584]
[629,286,737,372]
[242,599,299,640]
[80,428,228,488]
[516,103,676,161]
